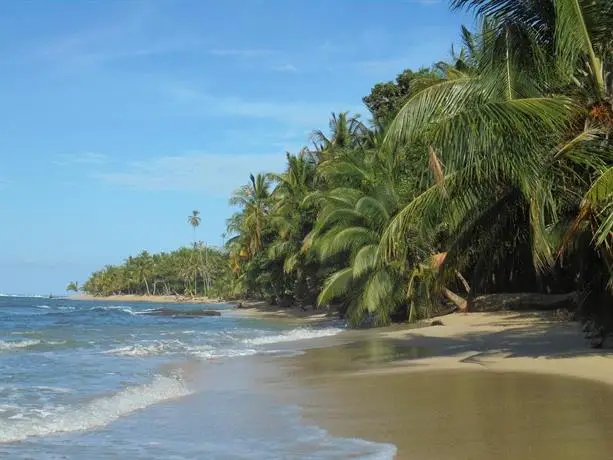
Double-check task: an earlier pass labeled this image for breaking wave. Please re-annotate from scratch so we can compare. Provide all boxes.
[0,374,190,443]
[244,326,344,345]
[0,339,41,351]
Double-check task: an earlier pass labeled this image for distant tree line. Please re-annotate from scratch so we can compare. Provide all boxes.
[79,246,232,298]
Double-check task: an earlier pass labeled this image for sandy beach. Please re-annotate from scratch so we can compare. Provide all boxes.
[73,294,342,322]
[274,311,613,459]
[71,294,228,305]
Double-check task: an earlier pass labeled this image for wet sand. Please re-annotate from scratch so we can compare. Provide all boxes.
[225,301,339,323]
[274,312,613,459]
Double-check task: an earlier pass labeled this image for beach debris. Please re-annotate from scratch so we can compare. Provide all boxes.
[430,319,444,326]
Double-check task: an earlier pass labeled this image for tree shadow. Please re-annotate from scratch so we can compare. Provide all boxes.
[391,312,613,361]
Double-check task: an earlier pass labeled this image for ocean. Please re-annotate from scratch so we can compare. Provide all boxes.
[0,296,396,459]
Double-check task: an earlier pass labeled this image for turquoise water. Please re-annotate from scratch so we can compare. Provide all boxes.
[0,296,395,459]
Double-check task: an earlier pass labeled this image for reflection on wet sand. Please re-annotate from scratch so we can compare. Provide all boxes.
[283,338,613,460]
[285,338,432,377]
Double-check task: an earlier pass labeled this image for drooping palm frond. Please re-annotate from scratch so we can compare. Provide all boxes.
[451,0,557,46]
[554,0,613,100]
[317,267,354,306]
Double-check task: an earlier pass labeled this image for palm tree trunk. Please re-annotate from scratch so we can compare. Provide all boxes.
[455,270,471,294]
[443,288,468,312]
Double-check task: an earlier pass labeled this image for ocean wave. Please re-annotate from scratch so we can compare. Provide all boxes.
[0,339,71,353]
[104,340,184,357]
[0,374,191,443]
[243,326,344,345]
[0,339,41,351]
[104,339,259,360]
[88,305,141,315]
[0,294,46,298]
[186,345,259,360]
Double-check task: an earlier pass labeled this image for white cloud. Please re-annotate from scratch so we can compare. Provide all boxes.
[165,84,362,126]
[208,48,275,58]
[353,56,414,75]
[25,3,197,70]
[94,152,288,194]
[53,152,110,166]
[271,63,298,73]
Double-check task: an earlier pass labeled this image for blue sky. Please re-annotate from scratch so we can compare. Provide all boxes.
[0,0,473,295]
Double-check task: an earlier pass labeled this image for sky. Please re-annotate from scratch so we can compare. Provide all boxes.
[0,0,473,295]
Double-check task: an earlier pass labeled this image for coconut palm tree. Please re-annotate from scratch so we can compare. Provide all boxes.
[308,183,411,326]
[229,173,272,257]
[266,153,320,305]
[310,112,369,162]
[380,1,612,311]
[187,210,201,246]
[66,281,79,293]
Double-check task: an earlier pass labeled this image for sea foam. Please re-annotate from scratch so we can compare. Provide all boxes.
[0,374,190,443]
[0,339,41,351]
[244,326,344,345]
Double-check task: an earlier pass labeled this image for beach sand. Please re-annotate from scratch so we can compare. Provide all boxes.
[226,301,340,323]
[272,311,613,459]
[71,294,227,304]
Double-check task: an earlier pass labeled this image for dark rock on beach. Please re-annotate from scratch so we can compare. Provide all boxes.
[145,308,222,318]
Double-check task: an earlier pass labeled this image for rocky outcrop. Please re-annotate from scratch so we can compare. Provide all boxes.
[145,308,222,317]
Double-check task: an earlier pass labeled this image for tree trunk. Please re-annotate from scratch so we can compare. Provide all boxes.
[455,270,471,294]
[444,288,468,312]
[143,277,150,296]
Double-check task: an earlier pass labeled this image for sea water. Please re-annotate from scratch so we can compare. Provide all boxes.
[0,296,396,459]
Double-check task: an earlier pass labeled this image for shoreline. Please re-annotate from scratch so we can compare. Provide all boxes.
[70,294,230,304]
[72,294,341,323]
[277,311,613,458]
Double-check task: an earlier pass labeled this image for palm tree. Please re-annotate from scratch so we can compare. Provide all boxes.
[229,173,272,256]
[267,153,320,305]
[309,184,409,326]
[303,143,420,325]
[310,112,369,162]
[381,1,612,311]
[187,210,201,246]
[66,281,79,293]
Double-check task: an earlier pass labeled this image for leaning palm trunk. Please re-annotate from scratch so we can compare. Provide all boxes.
[443,288,468,312]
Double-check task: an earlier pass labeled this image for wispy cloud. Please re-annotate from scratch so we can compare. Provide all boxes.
[353,56,415,75]
[94,152,288,194]
[165,84,361,125]
[53,152,110,166]
[0,179,10,190]
[208,48,275,58]
[26,3,196,71]
[271,63,298,73]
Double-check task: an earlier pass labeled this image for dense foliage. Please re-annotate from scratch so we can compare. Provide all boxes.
[226,0,613,328]
[81,246,232,298]
[81,0,613,332]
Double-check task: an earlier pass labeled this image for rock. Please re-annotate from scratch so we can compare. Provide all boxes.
[430,319,444,326]
[146,308,221,318]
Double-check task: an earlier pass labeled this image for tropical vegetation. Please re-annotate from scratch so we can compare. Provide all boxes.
[80,0,613,335]
[81,246,231,298]
[225,0,613,330]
